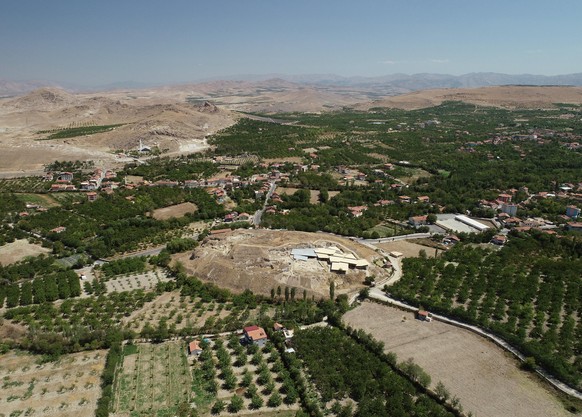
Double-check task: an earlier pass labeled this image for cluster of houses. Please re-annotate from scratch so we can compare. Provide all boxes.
[47,169,117,201]
[291,246,369,274]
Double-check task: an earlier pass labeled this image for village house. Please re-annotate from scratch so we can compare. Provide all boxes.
[86,192,98,202]
[188,340,203,356]
[417,196,430,203]
[409,215,428,227]
[243,325,268,347]
[491,235,507,245]
[58,172,74,182]
[347,205,367,217]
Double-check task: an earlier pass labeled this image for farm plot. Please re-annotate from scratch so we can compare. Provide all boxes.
[112,342,191,416]
[104,270,172,293]
[0,177,48,192]
[123,291,268,335]
[0,350,106,417]
[191,335,301,416]
[0,239,51,265]
[343,302,572,417]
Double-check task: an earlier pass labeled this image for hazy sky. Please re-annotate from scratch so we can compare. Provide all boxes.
[1,0,581,85]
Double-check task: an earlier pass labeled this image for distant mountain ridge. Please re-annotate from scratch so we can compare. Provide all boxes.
[3,72,582,97]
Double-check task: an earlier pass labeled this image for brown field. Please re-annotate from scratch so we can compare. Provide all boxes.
[0,350,107,417]
[152,202,198,220]
[344,302,574,417]
[376,239,437,258]
[174,229,384,298]
[0,239,51,265]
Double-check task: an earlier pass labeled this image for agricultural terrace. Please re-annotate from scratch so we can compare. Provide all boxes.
[389,233,582,389]
[344,302,572,417]
[111,341,191,416]
[0,350,107,417]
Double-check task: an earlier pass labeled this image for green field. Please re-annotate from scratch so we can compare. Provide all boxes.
[38,124,124,140]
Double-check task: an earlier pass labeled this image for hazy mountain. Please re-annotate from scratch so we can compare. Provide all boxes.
[5,72,582,97]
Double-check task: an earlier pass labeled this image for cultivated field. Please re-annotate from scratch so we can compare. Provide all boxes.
[190,336,301,416]
[152,202,198,220]
[0,350,107,417]
[343,302,573,417]
[175,229,383,298]
[0,239,51,265]
[111,342,191,416]
[103,270,172,293]
[376,239,437,258]
[123,291,268,335]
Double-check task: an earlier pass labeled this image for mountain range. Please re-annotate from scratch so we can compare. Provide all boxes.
[3,72,582,97]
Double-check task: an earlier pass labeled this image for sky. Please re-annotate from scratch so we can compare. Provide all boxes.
[1,0,581,86]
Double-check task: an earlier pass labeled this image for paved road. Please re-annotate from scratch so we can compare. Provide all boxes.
[365,290,582,401]
[253,181,277,226]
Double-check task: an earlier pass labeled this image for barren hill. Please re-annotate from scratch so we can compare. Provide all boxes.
[0,88,238,175]
[356,85,582,110]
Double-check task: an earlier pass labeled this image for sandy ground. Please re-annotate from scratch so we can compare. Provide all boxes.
[152,202,198,220]
[174,229,384,298]
[343,302,575,417]
[0,239,51,265]
[376,239,437,258]
[0,350,107,417]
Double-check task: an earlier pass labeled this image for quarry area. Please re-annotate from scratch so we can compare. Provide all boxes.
[174,229,386,298]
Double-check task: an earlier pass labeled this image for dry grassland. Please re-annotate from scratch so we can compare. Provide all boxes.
[376,239,437,258]
[152,202,198,220]
[0,350,107,417]
[344,302,573,417]
[0,239,51,265]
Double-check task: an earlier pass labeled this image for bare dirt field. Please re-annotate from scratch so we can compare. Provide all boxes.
[152,202,198,220]
[0,239,51,265]
[174,229,384,298]
[376,239,437,258]
[343,302,574,417]
[0,349,107,417]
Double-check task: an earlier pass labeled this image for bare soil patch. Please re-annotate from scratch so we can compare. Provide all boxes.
[152,202,198,220]
[0,350,107,417]
[174,229,383,298]
[0,239,51,265]
[344,302,572,417]
[376,239,436,258]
